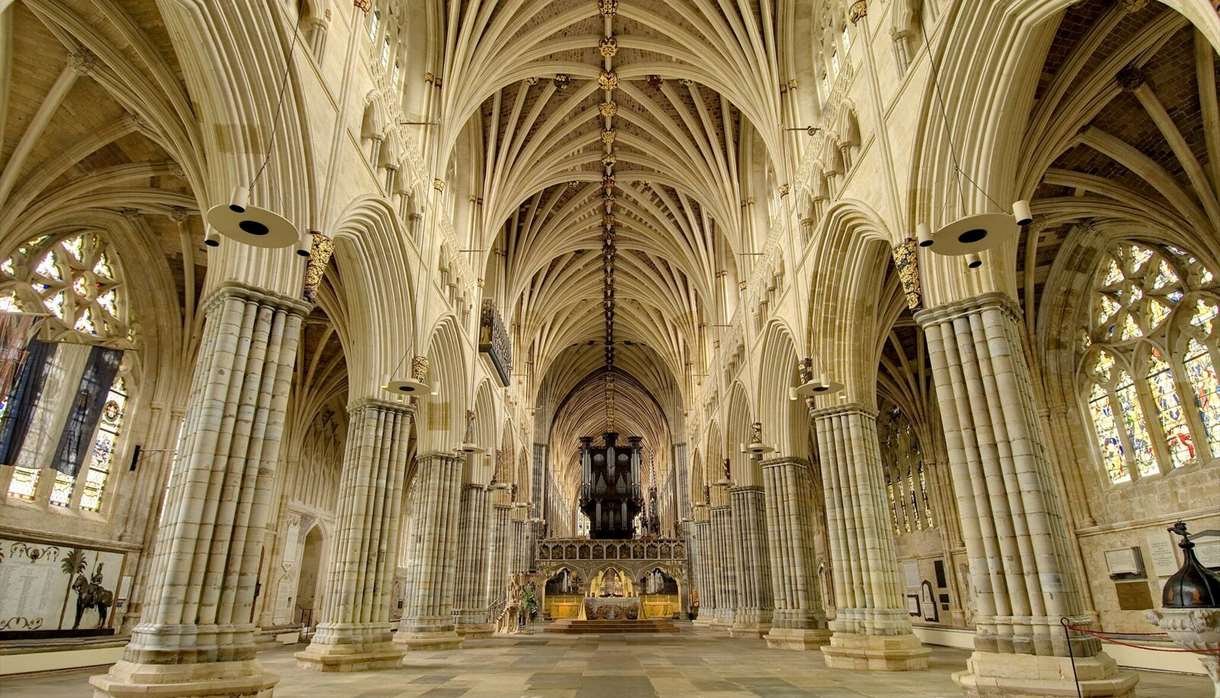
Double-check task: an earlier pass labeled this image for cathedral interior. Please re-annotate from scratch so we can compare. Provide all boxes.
[1,0,1219,696]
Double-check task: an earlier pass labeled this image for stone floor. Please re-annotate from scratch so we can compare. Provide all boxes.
[5,627,1214,697]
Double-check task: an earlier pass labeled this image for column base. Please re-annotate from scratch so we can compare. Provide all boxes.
[394,629,464,651]
[821,631,930,671]
[691,616,719,628]
[295,641,405,672]
[765,627,831,650]
[456,622,494,638]
[953,650,1138,697]
[90,659,278,697]
[711,609,736,629]
[730,613,772,639]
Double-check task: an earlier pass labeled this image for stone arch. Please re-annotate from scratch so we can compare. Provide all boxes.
[470,379,497,484]
[296,522,327,626]
[907,0,1220,308]
[724,382,755,485]
[756,320,809,459]
[805,199,900,408]
[328,196,417,399]
[419,315,467,453]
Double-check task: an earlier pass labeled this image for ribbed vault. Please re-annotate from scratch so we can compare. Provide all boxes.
[436,0,788,524]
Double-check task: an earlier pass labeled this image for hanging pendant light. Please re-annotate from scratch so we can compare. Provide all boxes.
[917,23,1030,258]
[205,186,299,248]
[204,24,303,250]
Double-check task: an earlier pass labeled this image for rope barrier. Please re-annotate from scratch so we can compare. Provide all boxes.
[1062,622,1220,654]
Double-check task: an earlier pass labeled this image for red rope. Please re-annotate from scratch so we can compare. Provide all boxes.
[1065,623,1220,655]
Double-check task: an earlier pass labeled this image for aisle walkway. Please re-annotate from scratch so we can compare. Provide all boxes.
[5,628,1213,697]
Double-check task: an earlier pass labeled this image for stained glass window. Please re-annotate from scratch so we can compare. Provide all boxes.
[1147,349,1192,468]
[7,466,39,499]
[1115,371,1157,476]
[50,471,74,507]
[1083,240,1220,483]
[369,8,380,40]
[1,233,131,512]
[80,377,126,512]
[1184,339,1220,452]
[1088,382,1128,483]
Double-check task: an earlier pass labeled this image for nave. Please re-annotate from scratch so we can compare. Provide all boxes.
[1,0,1219,697]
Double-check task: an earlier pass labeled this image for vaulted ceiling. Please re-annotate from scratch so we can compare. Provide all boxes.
[435,1,789,498]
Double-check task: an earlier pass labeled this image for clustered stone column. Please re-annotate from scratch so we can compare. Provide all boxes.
[729,481,774,638]
[690,503,716,626]
[813,404,929,670]
[708,486,739,629]
[92,285,306,697]
[296,401,414,671]
[761,456,831,650]
[510,503,531,573]
[395,452,465,650]
[486,493,513,618]
[453,481,493,636]
[917,293,1137,696]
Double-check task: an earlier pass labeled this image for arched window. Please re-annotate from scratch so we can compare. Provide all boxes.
[878,405,934,533]
[0,232,133,513]
[1080,240,1219,484]
[368,8,381,41]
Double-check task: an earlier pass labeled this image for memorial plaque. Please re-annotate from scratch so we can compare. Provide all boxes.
[1114,580,1154,610]
[1144,530,1178,578]
[0,538,124,636]
[1195,539,1220,569]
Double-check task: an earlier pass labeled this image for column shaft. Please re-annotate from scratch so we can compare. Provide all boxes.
[709,501,738,628]
[296,401,413,671]
[918,294,1136,696]
[92,285,306,697]
[485,502,512,625]
[729,486,773,637]
[454,484,492,635]
[762,458,830,649]
[690,510,715,626]
[815,404,928,670]
[395,452,465,650]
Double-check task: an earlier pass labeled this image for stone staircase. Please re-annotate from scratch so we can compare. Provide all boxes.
[543,618,678,634]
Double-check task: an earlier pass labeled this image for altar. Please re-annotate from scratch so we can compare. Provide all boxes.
[584,596,641,620]
[536,537,690,622]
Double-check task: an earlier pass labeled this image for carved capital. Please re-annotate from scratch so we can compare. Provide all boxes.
[848,1,868,25]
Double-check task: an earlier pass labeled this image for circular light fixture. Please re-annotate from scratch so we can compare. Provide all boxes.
[204,187,298,249]
[966,253,983,269]
[745,441,774,455]
[793,377,844,398]
[458,442,485,454]
[924,212,1018,256]
[382,379,430,397]
[714,478,734,488]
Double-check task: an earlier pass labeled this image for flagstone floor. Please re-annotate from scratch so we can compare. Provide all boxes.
[4,626,1214,697]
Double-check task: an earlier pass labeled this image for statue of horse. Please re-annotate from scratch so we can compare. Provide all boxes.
[71,573,113,630]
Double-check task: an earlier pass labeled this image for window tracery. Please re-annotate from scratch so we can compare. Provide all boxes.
[1081,240,1219,483]
[878,405,934,533]
[0,232,129,343]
